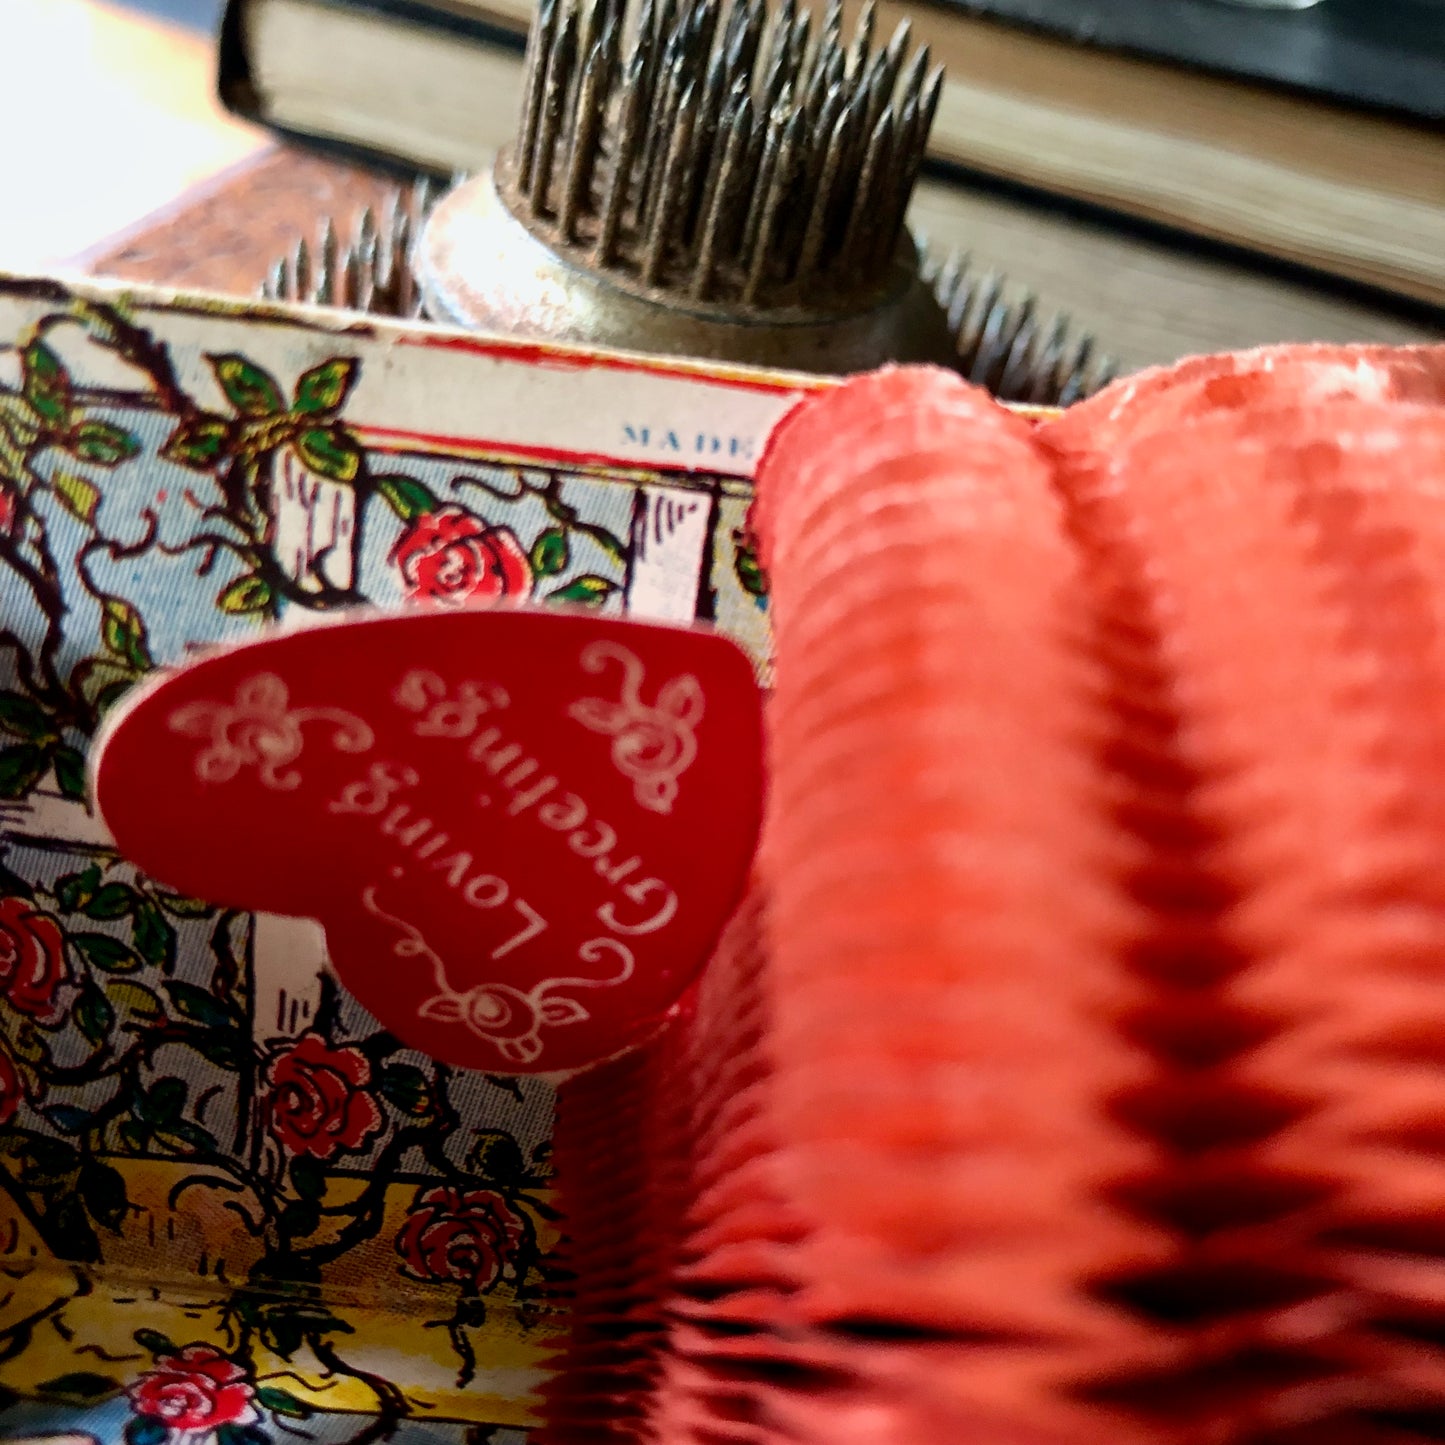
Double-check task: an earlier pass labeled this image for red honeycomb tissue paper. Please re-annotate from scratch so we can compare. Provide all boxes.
[546,344,1445,1445]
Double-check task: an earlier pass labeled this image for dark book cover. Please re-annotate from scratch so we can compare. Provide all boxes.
[941,0,1445,124]
[218,0,525,134]
[222,0,1445,126]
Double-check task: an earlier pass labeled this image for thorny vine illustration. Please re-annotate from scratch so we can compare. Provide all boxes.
[0,295,654,1437]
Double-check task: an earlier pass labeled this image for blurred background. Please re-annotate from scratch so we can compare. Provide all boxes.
[0,0,254,272]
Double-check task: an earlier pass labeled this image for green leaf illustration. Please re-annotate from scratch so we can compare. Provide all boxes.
[160,416,229,469]
[190,1030,244,1070]
[127,1420,169,1445]
[256,1384,313,1420]
[42,1104,96,1135]
[0,744,49,799]
[733,532,767,599]
[0,691,55,742]
[261,1315,304,1361]
[595,528,629,568]
[465,1130,525,1186]
[157,1118,218,1153]
[72,932,142,974]
[108,980,165,1021]
[292,358,357,415]
[51,469,100,523]
[530,527,569,578]
[294,426,361,483]
[137,1076,186,1126]
[133,1328,178,1356]
[217,1423,271,1445]
[374,474,438,522]
[279,1197,321,1240]
[83,882,136,920]
[79,1158,129,1232]
[165,979,237,1029]
[101,598,152,671]
[94,677,135,717]
[36,1372,118,1403]
[379,1062,436,1118]
[74,982,115,1045]
[546,574,619,607]
[132,901,176,971]
[56,865,100,913]
[154,891,213,918]
[218,574,273,616]
[210,354,286,417]
[289,1155,325,1201]
[69,419,139,466]
[22,341,71,427]
[52,746,86,801]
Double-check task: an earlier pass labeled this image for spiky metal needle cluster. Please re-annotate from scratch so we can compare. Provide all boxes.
[925,252,1116,406]
[507,0,943,309]
[260,178,440,316]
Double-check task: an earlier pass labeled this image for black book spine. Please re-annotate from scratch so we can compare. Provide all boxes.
[216,0,526,132]
[216,0,261,123]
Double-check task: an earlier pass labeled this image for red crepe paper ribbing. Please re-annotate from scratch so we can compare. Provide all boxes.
[544,345,1445,1445]
[1039,370,1445,1442]
[682,366,1168,1442]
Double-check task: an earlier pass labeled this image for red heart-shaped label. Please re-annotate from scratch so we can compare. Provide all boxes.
[92,610,763,1074]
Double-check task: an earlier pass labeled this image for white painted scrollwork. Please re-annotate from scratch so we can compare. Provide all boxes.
[566,641,702,815]
[169,672,374,791]
[361,886,634,1066]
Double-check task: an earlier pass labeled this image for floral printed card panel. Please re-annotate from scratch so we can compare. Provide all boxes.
[0,273,798,1437]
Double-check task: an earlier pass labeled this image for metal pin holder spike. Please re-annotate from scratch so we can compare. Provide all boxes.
[259,177,441,317]
[259,0,1116,404]
[515,0,938,310]
[921,251,1115,406]
[416,0,962,371]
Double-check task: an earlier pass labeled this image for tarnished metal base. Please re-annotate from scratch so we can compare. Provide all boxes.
[416,169,957,374]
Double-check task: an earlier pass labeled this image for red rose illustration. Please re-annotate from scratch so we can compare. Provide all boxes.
[127,1345,258,1431]
[391,506,532,607]
[0,1043,24,1127]
[0,486,16,536]
[396,1185,528,1294]
[261,1031,383,1160]
[0,896,72,1024]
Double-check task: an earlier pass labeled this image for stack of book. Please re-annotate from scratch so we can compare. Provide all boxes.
[218,0,1445,312]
